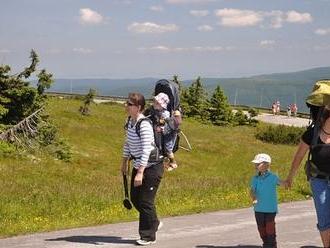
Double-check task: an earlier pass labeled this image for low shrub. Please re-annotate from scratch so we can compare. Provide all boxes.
[0,140,16,156]
[255,124,305,145]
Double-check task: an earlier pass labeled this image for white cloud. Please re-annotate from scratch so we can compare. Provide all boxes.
[192,46,223,51]
[46,49,61,54]
[215,9,312,28]
[286,10,312,23]
[315,28,330,35]
[79,8,104,25]
[197,25,213,31]
[73,48,93,54]
[138,45,233,53]
[313,45,330,51]
[260,40,275,47]
[167,0,215,4]
[128,22,179,33]
[190,10,209,17]
[266,10,284,29]
[0,49,11,53]
[215,8,263,27]
[150,5,164,12]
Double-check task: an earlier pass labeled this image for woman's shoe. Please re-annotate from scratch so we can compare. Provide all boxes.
[136,239,156,246]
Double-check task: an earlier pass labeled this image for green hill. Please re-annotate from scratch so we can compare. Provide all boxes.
[0,97,311,237]
[49,67,330,113]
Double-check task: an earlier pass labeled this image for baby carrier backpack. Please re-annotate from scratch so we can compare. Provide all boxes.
[137,79,182,157]
[304,79,330,180]
[127,79,191,163]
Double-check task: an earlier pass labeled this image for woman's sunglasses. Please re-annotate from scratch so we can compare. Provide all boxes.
[126,101,135,106]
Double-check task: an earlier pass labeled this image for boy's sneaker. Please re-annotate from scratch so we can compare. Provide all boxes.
[136,239,156,246]
[157,221,163,231]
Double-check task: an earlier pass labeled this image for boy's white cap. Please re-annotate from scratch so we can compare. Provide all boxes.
[251,153,271,163]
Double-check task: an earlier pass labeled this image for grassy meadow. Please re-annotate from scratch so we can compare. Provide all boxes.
[0,97,311,237]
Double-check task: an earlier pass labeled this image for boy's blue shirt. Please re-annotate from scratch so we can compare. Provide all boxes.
[250,171,280,213]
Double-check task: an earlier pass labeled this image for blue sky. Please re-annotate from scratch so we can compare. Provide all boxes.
[1,0,330,79]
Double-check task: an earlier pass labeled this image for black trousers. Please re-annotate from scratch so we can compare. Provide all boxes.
[130,162,164,241]
[255,212,277,248]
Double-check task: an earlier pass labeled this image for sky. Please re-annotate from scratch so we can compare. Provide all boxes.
[1,0,330,79]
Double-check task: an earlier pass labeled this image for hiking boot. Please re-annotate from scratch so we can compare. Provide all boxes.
[136,239,156,246]
[167,161,178,171]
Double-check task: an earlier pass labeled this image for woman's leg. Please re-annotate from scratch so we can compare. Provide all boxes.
[310,178,330,247]
[320,229,330,248]
[131,162,164,242]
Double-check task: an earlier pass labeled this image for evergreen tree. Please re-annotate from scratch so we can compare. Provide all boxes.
[172,74,182,92]
[0,50,53,124]
[182,77,209,120]
[208,85,232,125]
[80,88,96,115]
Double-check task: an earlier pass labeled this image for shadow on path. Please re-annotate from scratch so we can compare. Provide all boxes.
[196,245,261,248]
[197,245,322,248]
[46,235,136,245]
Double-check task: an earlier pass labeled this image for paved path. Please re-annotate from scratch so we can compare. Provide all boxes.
[254,113,310,127]
[0,200,322,248]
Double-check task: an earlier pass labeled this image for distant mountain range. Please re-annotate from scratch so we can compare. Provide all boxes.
[47,67,330,113]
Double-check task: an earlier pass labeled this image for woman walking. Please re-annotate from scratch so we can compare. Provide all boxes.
[286,106,330,247]
[121,92,164,246]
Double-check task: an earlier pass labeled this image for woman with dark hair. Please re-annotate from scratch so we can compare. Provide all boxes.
[286,106,330,247]
[121,92,164,246]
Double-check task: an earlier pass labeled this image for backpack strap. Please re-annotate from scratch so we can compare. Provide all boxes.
[135,117,152,138]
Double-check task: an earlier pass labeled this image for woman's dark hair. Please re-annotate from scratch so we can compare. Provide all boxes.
[128,92,146,111]
[320,107,330,127]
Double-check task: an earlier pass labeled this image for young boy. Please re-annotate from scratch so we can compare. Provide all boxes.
[153,92,180,171]
[250,153,285,248]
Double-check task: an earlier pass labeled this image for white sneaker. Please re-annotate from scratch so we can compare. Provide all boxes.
[136,239,156,246]
[157,221,163,231]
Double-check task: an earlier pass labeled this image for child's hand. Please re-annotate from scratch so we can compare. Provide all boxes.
[252,200,258,205]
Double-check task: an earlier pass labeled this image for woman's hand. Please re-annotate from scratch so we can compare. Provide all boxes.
[121,158,129,175]
[134,171,143,187]
[284,177,293,189]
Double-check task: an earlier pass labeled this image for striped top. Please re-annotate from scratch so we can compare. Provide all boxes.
[123,113,155,168]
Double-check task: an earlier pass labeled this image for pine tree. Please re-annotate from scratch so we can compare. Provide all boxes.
[208,85,232,125]
[80,88,96,115]
[180,77,209,120]
[172,75,182,92]
[0,50,53,124]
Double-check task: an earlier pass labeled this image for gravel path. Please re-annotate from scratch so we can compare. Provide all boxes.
[254,113,310,127]
[0,200,321,248]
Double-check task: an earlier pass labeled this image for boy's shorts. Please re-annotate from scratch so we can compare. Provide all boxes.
[310,177,330,231]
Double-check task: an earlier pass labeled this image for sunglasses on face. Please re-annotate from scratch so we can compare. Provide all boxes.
[126,101,135,106]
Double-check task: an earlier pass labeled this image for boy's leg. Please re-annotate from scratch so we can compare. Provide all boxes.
[255,212,267,246]
[264,213,277,248]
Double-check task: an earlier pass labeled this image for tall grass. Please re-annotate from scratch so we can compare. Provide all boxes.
[0,97,310,237]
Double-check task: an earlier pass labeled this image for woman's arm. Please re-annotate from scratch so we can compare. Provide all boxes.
[285,140,309,188]
[134,119,154,187]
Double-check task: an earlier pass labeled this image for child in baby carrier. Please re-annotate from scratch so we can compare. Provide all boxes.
[153,92,181,171]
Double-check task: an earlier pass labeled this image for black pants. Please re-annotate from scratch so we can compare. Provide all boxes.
[255,212,277,248]
[130,162,164,241]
